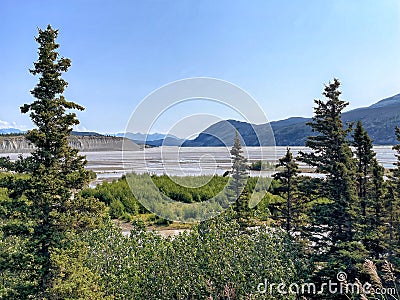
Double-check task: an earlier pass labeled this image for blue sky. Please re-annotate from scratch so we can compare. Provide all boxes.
[1,0,399,137]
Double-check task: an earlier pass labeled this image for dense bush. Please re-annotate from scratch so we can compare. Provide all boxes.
[80,176,143,219]
[82,174,276,222]
[249,160,275,171]
[84,216,308,299]
[151,174,228,203]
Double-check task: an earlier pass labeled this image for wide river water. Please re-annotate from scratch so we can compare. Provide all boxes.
[84,146,397,185]
[2,146,396,186]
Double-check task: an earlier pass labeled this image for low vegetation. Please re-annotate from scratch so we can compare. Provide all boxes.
[84,216,307,300]
[249,160,274,171]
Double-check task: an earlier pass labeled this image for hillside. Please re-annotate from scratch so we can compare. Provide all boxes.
[182,120,274,147]
[146,136,185,147]
[0,135,141,153]
[182,93,400,146]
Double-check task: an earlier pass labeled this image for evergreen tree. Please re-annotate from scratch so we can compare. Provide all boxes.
[392,127,400,195]
[229,131,248,200]
[298,79,362,285]
[273,148,300,232]
[228,131,250,226]
[352,121,387,259]
[368,159,387,258]
[387,127,400,264]
[0,25,106,298]
[352,121,374,218]
[299,78,358,244]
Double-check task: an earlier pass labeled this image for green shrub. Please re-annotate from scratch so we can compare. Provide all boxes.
[109,199,124,219]
[249,160,274,171]
[84,216,308,300]
[121,212,134,222]
[80,177,143,217]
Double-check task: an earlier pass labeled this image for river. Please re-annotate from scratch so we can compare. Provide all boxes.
[83,146,396,185]
[1,146,396,186]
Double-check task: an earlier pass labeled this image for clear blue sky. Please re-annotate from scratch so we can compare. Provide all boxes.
[1,0,399,136]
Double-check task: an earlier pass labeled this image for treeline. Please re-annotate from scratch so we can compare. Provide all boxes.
[264,79,400,299]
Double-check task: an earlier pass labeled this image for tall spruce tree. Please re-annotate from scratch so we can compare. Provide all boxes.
[368,158,387,259]
[392,127,400,197]
[228,131,250,226]
[298,79,363,284]
[0,25,106,299]
[299,78,358,244]
[273,148,300,232]
[229,131,248,201]
[352,121,375,218]
[352,121,387,259]
[387,126,400,263]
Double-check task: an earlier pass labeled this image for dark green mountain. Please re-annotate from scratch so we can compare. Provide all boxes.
[146,136,185,147]
[183,93,400,146]
[182,119,275,147]
[340,94,400,145]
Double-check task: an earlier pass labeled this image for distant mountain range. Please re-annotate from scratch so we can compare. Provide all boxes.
[145,136,186,147]
[171,93,400,146]
[183,94,400,147]
[115,132,179,145]
[0,128,23,135]
[181,120,274,147]
[3,93,399,146]
[0,129,103,137]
